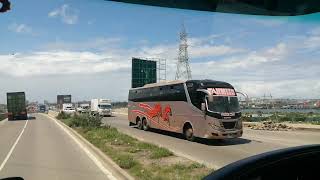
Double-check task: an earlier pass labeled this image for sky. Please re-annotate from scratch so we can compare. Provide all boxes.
[1,0,320,103]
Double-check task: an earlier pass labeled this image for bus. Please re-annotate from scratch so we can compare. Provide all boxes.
[128,79,243,141]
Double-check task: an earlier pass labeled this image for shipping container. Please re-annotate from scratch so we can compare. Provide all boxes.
[7,92,27,120]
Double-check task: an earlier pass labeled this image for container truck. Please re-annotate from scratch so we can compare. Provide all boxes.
[7,92,28,120]
[91,99,112,116]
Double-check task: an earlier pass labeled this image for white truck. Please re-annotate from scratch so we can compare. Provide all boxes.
[62,103,76,114]
[91,99,112,116]
[77,103,90,114]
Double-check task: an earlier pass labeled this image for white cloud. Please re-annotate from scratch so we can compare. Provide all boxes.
[2,29,320,101]
[48,4,78,25]
[0,51,129,77]
[8,23,33,34]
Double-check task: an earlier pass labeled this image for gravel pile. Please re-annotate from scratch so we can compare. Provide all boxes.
[247,121,294,131]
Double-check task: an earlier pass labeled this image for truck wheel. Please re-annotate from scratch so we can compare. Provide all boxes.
[137,119,143,130]
[184,125,195,141]
[142,118,149,131]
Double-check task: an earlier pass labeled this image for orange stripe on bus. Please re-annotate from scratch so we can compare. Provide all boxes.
[131,110,179,131]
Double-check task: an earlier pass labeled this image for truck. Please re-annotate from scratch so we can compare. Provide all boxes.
[62,103,76,114]
[76,103,90,114]
[39,104,47,113]
[7,92,28,120]
[91,99,112,116]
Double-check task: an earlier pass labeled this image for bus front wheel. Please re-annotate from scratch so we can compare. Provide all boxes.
[184,125,195,142]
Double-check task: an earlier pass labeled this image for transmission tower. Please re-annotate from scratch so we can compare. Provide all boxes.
[175,23,192,80]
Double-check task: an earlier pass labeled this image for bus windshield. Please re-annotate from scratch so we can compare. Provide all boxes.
[206,96,240,113]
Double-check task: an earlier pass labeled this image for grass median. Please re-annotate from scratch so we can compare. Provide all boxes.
[241,112,320,125]
[57,112,212,179]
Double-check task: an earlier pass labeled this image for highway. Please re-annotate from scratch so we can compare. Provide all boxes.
[102,113,320,169]
[0,114,112,180]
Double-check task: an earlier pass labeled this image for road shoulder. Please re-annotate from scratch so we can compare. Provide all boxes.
[46,113,134,180]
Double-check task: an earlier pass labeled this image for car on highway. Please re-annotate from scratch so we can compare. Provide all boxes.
[76,103,90,114]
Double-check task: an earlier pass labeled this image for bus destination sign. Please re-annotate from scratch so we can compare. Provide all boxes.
[207,88,236,96]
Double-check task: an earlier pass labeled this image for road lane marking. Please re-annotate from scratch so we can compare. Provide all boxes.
[46,115,117,180]
[0,119,28,172]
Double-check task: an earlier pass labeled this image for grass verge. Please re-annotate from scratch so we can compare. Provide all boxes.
[58,113,212,179]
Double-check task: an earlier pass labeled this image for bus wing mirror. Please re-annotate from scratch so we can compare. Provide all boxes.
[201,103,206,111]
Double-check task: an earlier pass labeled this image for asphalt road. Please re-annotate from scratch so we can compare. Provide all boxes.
[103,113,320,169]
[0,113,110,180]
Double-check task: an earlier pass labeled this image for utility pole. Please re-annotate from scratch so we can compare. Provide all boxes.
[175,23,192,80]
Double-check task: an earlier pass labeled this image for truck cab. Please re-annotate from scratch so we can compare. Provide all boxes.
[62,103,76,114]
[91,99,112,117]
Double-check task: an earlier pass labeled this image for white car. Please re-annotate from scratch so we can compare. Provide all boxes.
[63,107,76,114]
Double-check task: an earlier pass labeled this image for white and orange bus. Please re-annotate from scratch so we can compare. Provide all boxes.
[128,79,243,141]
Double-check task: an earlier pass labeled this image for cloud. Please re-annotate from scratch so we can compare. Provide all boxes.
[0,51,130,77]
[8,23,33,34]
[2,29,320,100]
[48,4,79,25]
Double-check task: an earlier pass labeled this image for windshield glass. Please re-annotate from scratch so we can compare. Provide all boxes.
[98,105,111,109]
[206,96,240,113]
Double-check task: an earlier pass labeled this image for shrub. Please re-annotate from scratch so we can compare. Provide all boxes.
[56,112,71,120]
[279,116,291,122]
[67,114,102,128]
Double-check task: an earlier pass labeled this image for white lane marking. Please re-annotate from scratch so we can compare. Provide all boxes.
[46,115,117,180]
[0,119,28,172]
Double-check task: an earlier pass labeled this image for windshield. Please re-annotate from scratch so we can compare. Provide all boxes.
[98,104,111,109]
[206,96,240,113]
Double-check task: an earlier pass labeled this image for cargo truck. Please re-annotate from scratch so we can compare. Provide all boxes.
[91,99,112,116]
[62,103,76,114]
[39,104,47,113]
[7,92,28,120]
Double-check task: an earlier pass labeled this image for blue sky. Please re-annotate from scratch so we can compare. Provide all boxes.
[0,0,320,102]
